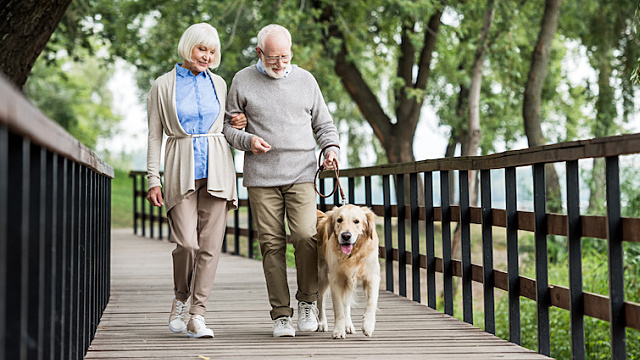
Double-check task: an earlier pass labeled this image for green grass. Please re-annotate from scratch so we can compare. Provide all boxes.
[110,167,133,228]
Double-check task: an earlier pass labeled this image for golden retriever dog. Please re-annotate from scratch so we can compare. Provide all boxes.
[316,205,380,339]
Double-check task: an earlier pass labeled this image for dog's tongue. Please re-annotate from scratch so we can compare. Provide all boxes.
[341,244,353,255]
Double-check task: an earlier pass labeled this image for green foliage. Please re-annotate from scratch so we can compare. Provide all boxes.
[35,0,638,170]
[633,2,640,85]
[23,49,120,149]
[429,0,548,153]
[621,163,640,218]
[492,234,640,359]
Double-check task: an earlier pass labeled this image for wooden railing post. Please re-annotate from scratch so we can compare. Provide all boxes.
[605,156,626,360]
[533,163,550,355]
[566,160,585,358]
[132,172,138,235]
[424,171,436,310]
[383,175,393,292]
[396,173,406,297]
[480,169,495,334]
[410,173,420,303]
[505,166,520,345]
[459,170,473,324]
[140,175,146,238]
[440,170,453,316]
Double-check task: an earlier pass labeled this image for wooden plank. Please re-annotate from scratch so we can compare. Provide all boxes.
[85,229,553,360]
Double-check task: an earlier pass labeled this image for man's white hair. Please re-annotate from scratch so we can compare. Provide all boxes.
[177,23,221,69]
[257,24,292,49]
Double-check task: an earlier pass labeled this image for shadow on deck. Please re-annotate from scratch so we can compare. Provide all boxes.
[85,229,551,360]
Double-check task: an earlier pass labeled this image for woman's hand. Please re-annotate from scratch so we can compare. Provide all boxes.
[146,186,164,207]
[230,113,247,129]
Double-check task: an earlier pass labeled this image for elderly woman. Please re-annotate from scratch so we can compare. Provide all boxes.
[146,23,244,338]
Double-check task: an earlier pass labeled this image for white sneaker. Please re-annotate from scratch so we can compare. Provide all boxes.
[273,316,295,337]
[186,315,214,338]
[297,301,319,332]
[168,298,190,333]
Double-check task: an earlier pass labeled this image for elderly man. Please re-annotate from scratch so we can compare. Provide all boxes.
[223,24,339,337]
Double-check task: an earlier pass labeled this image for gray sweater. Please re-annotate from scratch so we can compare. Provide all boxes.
[223,64,339,187]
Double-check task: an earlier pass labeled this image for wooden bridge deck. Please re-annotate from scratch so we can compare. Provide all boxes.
[85,229,552,360]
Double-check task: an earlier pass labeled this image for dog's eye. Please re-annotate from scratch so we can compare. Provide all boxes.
[353,219,360,224]
[337,218,343,223]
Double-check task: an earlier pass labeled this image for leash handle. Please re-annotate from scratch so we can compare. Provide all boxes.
[314,145,346,205]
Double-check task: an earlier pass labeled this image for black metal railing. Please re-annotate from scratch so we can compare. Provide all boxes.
[130,133,640,360]
[130,171,168,240]
[0,75,113,360]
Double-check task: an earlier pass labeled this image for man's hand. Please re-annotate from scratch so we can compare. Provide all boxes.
[323,150,338,170]
[250,136,271,155]
[230,113,247,129]
[146,186,164,207]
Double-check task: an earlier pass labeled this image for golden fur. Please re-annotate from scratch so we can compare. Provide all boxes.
[316,205,380,338]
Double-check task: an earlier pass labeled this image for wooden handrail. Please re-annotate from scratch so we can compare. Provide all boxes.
[318,133,640,177]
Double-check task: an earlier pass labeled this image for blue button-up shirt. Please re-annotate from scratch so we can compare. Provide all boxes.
[175,64,220,180]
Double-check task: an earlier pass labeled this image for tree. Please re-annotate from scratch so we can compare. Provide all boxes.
[47,0,637,174]
[464,0,497,207]
[522,0,564,213]
[23,51,120,149]
[311,0,443,165]
[0,0,74,88]
[561,0,640,213]
[450,0,497,278]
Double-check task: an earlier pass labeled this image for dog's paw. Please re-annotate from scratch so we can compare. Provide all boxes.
[317,320,328,332]
[345,322,355,334]
[332,329,346,339]
[362,318,375,337]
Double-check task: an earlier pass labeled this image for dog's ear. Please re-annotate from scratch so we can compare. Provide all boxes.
[362,206,376,240]
[326,209,338,229]
[323,209,335,232]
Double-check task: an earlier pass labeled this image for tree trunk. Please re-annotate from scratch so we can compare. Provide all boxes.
[0,0,73,88]
[522,0,564,213]
[465,0,495,207]
[587,8,616,214]
[449,0,496,301]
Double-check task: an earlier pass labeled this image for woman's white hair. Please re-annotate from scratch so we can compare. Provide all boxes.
[177,23,221,69]
[256,24,292,49]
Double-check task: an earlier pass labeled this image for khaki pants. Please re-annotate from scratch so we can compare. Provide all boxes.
[248,183,318,320]
[168,178,227,316]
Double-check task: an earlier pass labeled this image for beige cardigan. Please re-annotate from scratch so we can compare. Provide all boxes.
[146,67,238,212]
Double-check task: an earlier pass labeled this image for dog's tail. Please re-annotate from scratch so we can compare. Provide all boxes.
[316,209,326,221]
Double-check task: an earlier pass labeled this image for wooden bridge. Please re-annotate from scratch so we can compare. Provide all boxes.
[2,71,639,360]
[84,229,549,359]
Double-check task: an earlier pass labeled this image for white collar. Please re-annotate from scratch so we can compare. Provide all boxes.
[256,59,292,78]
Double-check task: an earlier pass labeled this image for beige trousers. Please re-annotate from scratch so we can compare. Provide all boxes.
[248,183,318,320]
[168,178,227,316]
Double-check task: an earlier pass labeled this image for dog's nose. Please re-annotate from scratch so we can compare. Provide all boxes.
[341,232,351,241]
